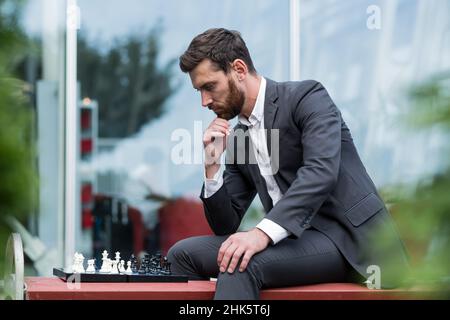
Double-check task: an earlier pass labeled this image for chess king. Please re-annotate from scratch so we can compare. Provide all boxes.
[167,28,410,300]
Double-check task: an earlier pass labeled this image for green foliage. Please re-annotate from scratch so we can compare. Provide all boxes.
[77,26,177,138]
[0,0,37,276]
[0,0,27,73]
[407,71,450,129]
[380,73,450,294]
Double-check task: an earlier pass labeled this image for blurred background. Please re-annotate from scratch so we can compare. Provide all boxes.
[0,0,449,298]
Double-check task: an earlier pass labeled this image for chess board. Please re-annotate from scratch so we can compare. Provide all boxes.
[53,268,189,283]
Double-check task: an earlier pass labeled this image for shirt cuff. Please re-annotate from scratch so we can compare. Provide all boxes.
[203,166,224,198]
[256,218,290,245]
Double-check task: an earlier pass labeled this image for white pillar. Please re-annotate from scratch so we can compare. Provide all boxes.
[64,0,80,269]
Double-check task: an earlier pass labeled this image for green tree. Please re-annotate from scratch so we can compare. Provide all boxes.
[380,72,450,295]
[0,0,37,275]
[77,27,177,138]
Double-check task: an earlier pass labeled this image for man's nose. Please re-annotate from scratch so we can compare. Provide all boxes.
[201,91,213,107]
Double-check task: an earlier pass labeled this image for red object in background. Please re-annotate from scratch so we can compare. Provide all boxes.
[81,138,93,154]
[81,109,92,130]
[128,207,145,256]
[81,184,94,229]
[81,184,93,203]
[158,198,213,255]
[82,208,94,229]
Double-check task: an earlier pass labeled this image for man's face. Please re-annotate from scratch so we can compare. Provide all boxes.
[189,59,245,120]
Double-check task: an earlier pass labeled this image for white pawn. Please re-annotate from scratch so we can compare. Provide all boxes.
[125,261,132,274]
[119,260,126,273]
[86,259,96,273]
[110,259,119,274]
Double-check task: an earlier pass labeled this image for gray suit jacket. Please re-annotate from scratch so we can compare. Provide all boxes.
[200,78,410,287]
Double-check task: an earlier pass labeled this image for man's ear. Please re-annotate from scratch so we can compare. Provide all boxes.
[232,59,248,80]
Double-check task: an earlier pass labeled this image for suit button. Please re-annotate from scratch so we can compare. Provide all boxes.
[301,222,310,229]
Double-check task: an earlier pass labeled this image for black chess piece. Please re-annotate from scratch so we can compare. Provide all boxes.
[138,256,147,274]
[160,256,170,275]
[150,255,158,275]
[145,255,153,274]
[130,255,138,273]
[154,256,162,275]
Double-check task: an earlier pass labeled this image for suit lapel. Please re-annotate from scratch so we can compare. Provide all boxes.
[263,79,279,156]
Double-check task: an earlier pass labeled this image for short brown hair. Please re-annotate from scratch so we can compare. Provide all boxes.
[179,28,256,74]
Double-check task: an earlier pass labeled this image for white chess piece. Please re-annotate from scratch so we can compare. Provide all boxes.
[71,252,79,273]
[100,251,110,273]
[78,253,85,273]
[119,260,126,273]
[72,252,85,273]
[86,259,96,273]
[125,261,132,274]
[115,251,121,262]
[110,259,119,274]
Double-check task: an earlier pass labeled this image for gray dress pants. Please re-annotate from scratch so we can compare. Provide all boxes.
[167,228,359,300]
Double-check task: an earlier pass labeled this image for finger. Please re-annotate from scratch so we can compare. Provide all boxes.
[239,251,255,272]
[210,131,225,138]
[213,117,230,127]
[204,126,228,141]
[227,247,245,274]
[219,243,238,273]
[210,124,230,135]
[203,131,225,146]
[217,240,233,266]
[210,120,229,130]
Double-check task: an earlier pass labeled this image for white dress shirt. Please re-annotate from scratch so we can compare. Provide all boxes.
[203,77,291,244]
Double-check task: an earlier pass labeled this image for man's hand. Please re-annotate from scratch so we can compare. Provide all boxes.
[204,118,230,178]
[217,228,271,274]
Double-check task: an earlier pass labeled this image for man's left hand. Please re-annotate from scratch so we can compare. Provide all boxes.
[217,228,271,274]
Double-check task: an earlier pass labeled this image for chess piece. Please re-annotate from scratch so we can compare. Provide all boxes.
[161,256,170,275]
[72,252,85,273]
[100,250,110,273]
[130,255,138,273]
[166,261,171,275]
[71,252,79,273]
[138,257,147,274]
[78,253,85,273]
[86,259,96,273]
[119,260,126,273]
[110,259,119,274]
[125,261,132,274]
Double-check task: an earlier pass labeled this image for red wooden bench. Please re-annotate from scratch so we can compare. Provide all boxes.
[25,277,434,300]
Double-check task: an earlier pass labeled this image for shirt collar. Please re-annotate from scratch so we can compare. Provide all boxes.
[238,76,266,127]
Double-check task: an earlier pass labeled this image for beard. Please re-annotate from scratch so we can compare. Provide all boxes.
[213,78,245,120]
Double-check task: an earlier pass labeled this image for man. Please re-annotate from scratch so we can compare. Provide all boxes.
[168,28,409,300]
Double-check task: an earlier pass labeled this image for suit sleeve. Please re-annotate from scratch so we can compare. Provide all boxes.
[200,162,257,236]
[265,82,341,238]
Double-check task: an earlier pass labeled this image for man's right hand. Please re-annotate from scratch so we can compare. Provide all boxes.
[204,118,230,179]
